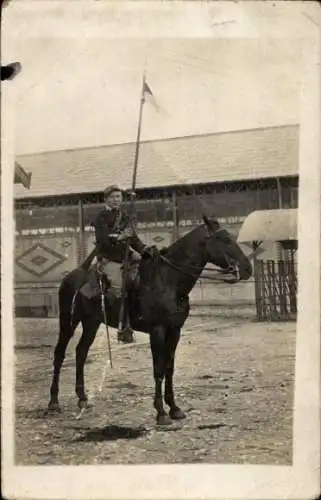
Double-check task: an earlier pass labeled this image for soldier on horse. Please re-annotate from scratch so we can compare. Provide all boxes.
[84,184,157,343]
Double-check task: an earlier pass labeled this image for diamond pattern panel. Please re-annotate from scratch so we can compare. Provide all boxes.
[16,243,66,278]
[15,234,79,283]
[85,228,174,255]
[136,230,173,248]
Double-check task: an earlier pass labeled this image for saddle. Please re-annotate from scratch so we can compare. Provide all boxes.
[79,260,140,300]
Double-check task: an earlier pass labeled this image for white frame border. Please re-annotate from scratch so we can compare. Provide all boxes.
[1,2,320,499]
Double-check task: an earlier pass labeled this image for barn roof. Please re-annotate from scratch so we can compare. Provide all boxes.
[14,124,299,200]
[237,209,298,243]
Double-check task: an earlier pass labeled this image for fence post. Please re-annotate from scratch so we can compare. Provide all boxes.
[278,260,286,317]
[270,260,278,318]
[255,257,297,322]
[254,259,263,321]
[252,242,262,320]
[276,177,283,209]
[288,257,297,314]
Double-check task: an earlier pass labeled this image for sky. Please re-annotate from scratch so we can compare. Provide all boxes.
[4,14,304,156]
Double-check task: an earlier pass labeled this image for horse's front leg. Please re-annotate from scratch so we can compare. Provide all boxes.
[150,325,172,426]
[75,317,100,409]
[164,328,186,420]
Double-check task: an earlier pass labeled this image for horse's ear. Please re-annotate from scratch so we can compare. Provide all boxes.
[202,214,220,232]
[202,214,211,227]
[211,216,220,228]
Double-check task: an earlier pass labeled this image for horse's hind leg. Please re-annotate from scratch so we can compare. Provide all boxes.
[150,325,172,426]
[48,319,77,411]
[75,316,100,409]
[164,328,186,420]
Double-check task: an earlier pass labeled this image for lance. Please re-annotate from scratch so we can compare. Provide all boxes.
[117,72,148,334]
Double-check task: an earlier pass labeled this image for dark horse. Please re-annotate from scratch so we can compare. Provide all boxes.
[48,216,252,425]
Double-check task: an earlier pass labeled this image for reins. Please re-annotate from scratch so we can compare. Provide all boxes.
[158,254,240,284]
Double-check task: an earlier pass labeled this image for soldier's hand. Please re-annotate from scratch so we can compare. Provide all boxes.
[114,227,134,242]
[130,251,141,262]
[115,233,127,242]
[109,233,120,243]
[123,227,135,238]
[142,245,159,258]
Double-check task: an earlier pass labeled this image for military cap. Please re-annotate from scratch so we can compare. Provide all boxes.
[103,184,123,197]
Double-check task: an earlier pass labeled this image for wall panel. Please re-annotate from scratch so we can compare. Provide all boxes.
[15,232,78,284]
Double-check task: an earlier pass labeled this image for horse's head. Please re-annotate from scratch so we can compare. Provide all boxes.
[202,215,252,281]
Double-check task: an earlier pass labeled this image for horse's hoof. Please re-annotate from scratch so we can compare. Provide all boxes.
[157,414,173,426]
[47,401,61,412]
[77,399,93,410]
[169,408,186,420]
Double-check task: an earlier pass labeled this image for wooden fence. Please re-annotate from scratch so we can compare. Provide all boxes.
[254,258,297,321]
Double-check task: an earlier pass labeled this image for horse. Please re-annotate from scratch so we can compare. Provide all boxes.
[48,215,252,425]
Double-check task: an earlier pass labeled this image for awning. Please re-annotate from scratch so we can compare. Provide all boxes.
[14,161,32,189]
[237,209,297,243]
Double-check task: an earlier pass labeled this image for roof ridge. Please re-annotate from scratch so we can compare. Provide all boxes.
[17,123,299,159]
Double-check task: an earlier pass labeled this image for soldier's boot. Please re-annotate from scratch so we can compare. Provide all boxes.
[117,310,135,344]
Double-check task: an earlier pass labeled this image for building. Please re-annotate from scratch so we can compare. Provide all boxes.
[14,124,299,316]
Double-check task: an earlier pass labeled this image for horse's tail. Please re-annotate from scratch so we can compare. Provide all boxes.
[79,247,96,271]
[58,272,81,334]
[58,278,72,332]
[57,248,94,334]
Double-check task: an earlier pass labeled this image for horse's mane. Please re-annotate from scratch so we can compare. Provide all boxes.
[80,247,96,271]
[165,225,205,257]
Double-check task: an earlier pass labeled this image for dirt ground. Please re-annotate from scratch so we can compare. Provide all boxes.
[14,302,296,466]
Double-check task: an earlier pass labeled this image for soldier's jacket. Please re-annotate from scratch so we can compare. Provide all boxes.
[93,207,146,263]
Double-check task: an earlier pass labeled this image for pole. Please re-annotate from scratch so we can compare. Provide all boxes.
[276,177,283,209]
[118,72,147,333]
[78,199,85,265]
[172,190,179,242]
[128,72,146,212]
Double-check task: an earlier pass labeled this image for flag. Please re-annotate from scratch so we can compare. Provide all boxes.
[143,79,160,111]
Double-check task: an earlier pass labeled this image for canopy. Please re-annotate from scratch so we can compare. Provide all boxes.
[237,209,297,243]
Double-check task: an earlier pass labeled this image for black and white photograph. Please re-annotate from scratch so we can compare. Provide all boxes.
[2,1,320,499]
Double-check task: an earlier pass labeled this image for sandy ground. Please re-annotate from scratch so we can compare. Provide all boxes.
[13,299,296,466]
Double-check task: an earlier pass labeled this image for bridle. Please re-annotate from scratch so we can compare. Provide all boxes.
[156,226,241,284]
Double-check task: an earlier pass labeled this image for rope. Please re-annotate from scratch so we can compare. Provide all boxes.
[75,361,109,420]
[99,277,113,369]
[75,277,113,420]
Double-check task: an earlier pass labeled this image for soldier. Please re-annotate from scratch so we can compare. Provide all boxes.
[94,185,148,264]
[93,184,155,343]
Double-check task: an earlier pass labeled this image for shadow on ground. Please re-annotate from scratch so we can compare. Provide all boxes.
[75,424,149,442]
